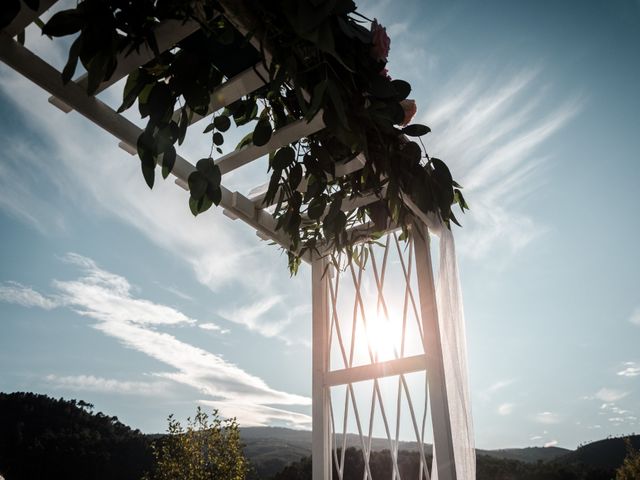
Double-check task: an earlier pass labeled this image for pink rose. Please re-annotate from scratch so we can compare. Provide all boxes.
[400,99,417,126]
[370,19,390,62]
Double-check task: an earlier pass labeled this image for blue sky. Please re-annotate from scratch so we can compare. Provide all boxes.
[1,0,639,450]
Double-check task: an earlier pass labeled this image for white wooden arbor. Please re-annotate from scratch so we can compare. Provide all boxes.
[0,3,475,479]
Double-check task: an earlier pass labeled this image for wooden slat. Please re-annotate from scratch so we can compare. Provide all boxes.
[324,354,428,387]
[0,35,304,256]
[216,112,325,175]
[3,0,59,38]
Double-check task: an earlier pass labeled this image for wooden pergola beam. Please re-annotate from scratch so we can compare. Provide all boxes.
[0,33,307,260]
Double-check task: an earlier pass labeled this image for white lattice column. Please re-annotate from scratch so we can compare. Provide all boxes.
[310,225,462,480]
[414,222,457,480]
[312,255,331,480]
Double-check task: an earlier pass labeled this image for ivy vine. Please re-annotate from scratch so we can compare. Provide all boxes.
[2,0,469,274]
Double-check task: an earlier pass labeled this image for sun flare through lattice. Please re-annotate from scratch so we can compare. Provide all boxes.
[322,232,439,479]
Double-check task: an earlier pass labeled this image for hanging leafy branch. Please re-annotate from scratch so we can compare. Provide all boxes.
[2,0,469,273]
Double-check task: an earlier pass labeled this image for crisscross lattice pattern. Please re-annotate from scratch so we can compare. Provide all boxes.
[322,231,439,480]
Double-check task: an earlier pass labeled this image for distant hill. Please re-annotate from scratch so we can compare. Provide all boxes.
[0,392,635,480]
[0,392,153,480]
[558,434,640,469]
[240,426,572,477]
[482,446,571,463]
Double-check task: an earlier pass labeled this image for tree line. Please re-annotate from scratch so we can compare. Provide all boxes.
[1,392,638,480]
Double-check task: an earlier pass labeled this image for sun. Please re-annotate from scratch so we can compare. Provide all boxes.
[364,311,400,362]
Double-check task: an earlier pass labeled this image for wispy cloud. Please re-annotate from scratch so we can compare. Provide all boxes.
[218,296,287,338]
[595,388,629,403]
[156,282,194,302]
[199,322,229,334]
[1,254,310,427]
[630,307,640,326]
[0,281,59,309]
[534,412,562,425]
[544,440,559,448]
[421,67,582,260]
[45,374,169,396]
[0,139,67,234]
[199,399,311,429]
[218,298,311,345]
[618,362,640,377]
[498,403,514,415]
[479,378,515,401]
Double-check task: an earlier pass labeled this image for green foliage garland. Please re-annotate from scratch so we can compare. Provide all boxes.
[3,0,469,273]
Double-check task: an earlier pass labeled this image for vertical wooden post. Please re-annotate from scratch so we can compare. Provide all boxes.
[312,255,330,480]
[413,222,457,480]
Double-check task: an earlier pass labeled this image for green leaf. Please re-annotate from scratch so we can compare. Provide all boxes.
[449,210,462,227]
[42,9,83,37]
[326,80,348,128]
[369,75,396,99]
[233,98,257,126]
[308,196,326,220]
[289,163,303,190]
[206,185,222,206]
[177,106,190,145]
[24,0,39,10]
[137,131,156,189]
[272,147,295,171]
[146,82,174,124]
[118,69,147,113]
[140,162,155,189]
[391,80,411,100]
[307,81,327,117]
[161,146,176,179]
[196,157,221,186]
[212,132,223,146]
[189,196,200,216]
[203,123,215,134]
[236,132,253,150]
[454,188,470,211]
[0,0,20,30]
[402,124,431,137]
[188,171,207,199]
[264,170,282,206]
[214,115,231,132]
[400,141,422,166]
[431,158,453,187]
[189,195,213,216]
[252,118,273,147]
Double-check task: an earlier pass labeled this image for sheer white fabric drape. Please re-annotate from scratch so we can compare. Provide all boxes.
[430,222,476,480]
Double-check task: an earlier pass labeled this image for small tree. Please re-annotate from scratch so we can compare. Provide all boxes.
[145,407,248,480]
[616,438,640,480]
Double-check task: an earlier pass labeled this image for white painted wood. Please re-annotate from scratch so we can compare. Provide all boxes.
[325,354,428,387]
[0,35,303,255]
[216,112,325,175]
[413,221,457,480]
[175,62,269,125]
[118,141,137,155]
[249,153,366,206]
[2,0,59,38]
[312,255,330,480]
